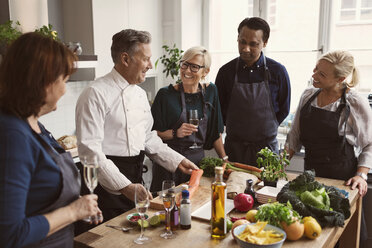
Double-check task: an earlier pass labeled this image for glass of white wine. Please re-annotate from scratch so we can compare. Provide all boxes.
[160,180,176,239]
[82,155,101,222]
[134,184,151,244]
[189,109,201,149]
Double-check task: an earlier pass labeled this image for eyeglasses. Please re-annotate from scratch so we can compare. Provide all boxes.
[180,61,205,73]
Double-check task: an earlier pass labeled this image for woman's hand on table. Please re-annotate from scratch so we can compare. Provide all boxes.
[178,158,198,174]
[345,176,368,196]
[176,123,198,138]
[70,194,103,224]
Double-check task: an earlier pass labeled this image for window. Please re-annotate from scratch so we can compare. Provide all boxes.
[205,0,372,112]
[331,0,372,92]
[267,0,277,27]
[265,0,321,111]
[205,0,254,84]
[337,0,372,23]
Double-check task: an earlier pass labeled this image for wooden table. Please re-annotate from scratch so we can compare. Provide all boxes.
[74,174,361,248]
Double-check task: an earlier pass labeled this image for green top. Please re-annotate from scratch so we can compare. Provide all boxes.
[151,83,224,150]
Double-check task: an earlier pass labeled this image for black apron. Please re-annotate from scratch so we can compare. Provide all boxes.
[299,88,357,180]
[225,55,279,166]
[82,152,146,222]
[150,83,208,192]
[299,88,368,245]
[24,126,80,248]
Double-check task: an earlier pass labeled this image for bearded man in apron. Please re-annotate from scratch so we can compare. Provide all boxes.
[216,17,291,166]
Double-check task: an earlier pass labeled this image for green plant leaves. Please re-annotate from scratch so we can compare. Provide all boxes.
[0,20,22,45]
[256,147,289,182]
[155,43,183,84]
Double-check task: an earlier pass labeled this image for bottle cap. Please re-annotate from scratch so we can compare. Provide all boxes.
[182,190,189,198]
[215,166,223,174]
[181,184,189,190]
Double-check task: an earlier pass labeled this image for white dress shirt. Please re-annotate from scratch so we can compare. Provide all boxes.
[286,86,372,169]
[76,68,185,194]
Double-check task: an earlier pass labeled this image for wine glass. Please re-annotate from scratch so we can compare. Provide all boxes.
[82,155,101,222]
[160,180,176,239]
[134,184,151,244]
[189,109,201,149]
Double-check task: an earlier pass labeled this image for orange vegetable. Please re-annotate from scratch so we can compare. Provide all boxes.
[232,162,262,173]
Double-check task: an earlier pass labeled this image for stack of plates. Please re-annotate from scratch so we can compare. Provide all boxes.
[255,186,282,204]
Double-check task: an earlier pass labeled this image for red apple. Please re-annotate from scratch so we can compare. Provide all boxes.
[233,193,254,212]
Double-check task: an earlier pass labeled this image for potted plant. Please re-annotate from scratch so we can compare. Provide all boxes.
[256,147,290,187]
[0,20,22,56]
[155,44,183,84]
[0,21,60,58]
[34,24,60,41]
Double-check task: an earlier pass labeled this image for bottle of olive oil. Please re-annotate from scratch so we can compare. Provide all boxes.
[211,166,226,239]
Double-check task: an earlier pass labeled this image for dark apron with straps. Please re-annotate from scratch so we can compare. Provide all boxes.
[299,88,368,244]
[299,88,357,180]
[24,126,80,248]
[89,152,146,221]
[225,55,279,166]
[150,83,208,192]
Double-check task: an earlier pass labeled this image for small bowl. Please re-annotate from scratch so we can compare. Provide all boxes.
[126,213,149,225]
[233,223,286,248]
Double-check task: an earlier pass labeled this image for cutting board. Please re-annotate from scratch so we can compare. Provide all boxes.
[150,185,211,211]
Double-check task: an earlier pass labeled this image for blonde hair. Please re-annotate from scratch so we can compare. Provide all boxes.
[181,46,211,70]
[320,50,359,88]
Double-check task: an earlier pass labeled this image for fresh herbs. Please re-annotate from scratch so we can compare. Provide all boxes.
[199,157,224,177]
[256,147,289,182]
[255,201,301,228]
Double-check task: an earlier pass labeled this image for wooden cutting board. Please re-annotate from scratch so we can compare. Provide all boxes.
[149,185,211,212]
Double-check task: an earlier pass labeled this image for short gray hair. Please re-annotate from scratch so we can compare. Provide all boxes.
[181,46,211,69]
[111,29,151,64]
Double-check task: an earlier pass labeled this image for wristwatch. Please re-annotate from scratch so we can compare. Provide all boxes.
[356,172,368,181]
[172,128,177,139]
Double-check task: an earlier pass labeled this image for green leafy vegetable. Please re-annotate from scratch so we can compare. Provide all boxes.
[277,170,350,227]
[199,157,224,177]
[255,201,301,228]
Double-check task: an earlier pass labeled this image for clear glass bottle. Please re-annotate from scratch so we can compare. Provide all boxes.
[244,179,256,204]
[180,190,191,229]
[211,166,226,239]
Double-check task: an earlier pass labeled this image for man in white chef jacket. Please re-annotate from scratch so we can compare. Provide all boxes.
[75,29,198,221]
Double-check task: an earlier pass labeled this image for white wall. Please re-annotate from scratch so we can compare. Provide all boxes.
[92,0,163,79]
[9,0,48,32]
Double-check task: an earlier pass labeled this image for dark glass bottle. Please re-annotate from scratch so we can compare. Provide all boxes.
[170,200,179,230]
[244,179,256,204]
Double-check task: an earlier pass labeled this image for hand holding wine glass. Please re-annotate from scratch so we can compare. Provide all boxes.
[134,184,151,244]
[82,155,102,223]
[160,180,176,239]
[189,109,201,149]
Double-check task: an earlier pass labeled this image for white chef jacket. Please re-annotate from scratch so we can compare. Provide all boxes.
[75,68,185,194]
[286,86,372,169]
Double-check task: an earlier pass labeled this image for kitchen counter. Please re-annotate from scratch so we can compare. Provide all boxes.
[74,173,361,248]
